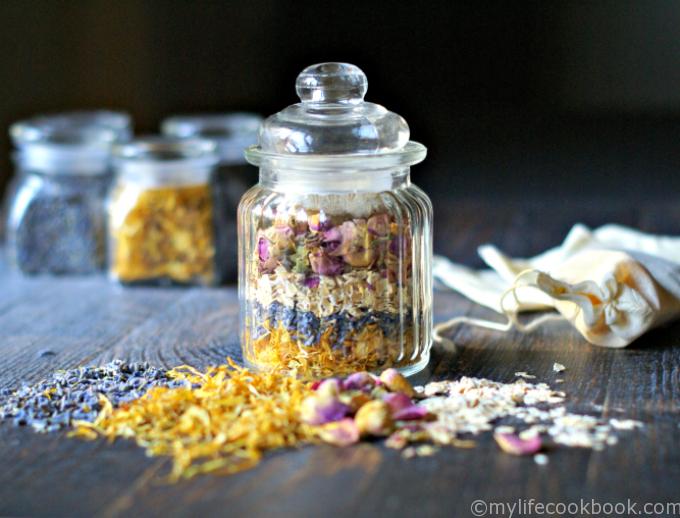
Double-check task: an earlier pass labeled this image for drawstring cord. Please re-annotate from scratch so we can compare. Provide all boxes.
[433,271,572,345]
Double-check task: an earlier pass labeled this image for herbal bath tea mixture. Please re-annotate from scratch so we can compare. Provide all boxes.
[244,209,423,378]
[1,360,643,481]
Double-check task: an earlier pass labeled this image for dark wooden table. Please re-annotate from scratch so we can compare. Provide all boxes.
[1,201,679,518]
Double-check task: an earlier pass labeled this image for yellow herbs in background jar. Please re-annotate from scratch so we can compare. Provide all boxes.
[109,137,220,285]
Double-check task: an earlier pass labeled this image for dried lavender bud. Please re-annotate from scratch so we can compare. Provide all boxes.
[0,360,187,433]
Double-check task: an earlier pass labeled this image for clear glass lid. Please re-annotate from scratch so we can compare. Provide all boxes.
[112,136,218,184]
[245,62,426,171]
[35,110,132,140]
[10,113,125,175]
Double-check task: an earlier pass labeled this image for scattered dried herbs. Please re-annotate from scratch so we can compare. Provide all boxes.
[0,361,183,433]
[3,360,645,482]
[72,360,316,480]
[109,184,217,285]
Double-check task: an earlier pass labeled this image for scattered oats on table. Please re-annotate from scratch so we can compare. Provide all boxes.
[553,363,566,373]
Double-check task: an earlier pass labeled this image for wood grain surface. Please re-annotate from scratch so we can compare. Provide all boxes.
[1,201,679,518]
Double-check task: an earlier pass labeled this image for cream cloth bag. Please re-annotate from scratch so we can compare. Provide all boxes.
[433,224,680,347]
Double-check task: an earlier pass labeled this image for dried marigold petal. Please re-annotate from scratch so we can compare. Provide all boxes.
[73,359,317,481]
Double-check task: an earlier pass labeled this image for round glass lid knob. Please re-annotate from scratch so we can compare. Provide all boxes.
[295,62,368,104]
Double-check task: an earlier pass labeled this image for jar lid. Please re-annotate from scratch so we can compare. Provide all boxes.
[112,136,218,184]
[30,110,133,141]
[161,113,262,166]
[10,112,127,175]
[245,62,426,170]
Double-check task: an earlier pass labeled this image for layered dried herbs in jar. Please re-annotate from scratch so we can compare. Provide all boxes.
[243,200,425,378]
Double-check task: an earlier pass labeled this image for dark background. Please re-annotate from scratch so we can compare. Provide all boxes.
[1,0,680,205]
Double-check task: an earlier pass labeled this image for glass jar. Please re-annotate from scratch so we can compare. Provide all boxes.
[108,137,221,286]
[161,113,262,284]
[5,111,130,274]
[238,63,433,378]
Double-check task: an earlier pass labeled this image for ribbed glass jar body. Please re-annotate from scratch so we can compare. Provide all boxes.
[238,167,432,378]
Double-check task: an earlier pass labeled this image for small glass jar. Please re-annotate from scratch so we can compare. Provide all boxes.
[161,113,262,283]
[5,111,130,274]
[108,137,221,286]
[238,63,433,378]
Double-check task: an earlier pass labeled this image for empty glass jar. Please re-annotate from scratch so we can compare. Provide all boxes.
[161,113,262,283]
[238,63,433,378]
[108,137,221,286]
[5,111,131,274]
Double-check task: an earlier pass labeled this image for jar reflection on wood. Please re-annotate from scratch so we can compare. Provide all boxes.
[161,113,262,284]
[5,111,131,275]
[238,63,433,379]
[108,137,221,286]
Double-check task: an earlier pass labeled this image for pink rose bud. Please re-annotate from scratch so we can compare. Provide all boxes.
[342,372,376,391]
[392,405,430,421]
[355,400,394,437]
[317,418,360,447]
[367,213,391,236]
[383,392,413,413]
[379,368,416,397]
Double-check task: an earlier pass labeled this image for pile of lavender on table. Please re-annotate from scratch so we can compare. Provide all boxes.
[0,360,189,433]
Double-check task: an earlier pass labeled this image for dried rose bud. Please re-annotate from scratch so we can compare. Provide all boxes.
[379,369,416,397]
[303,275,320,289]
[392,405,430,421]
[321,227,342,252]
[383,392,412,413]
[257,236,278,273]
[257,236,270,262]
[316,378,340,396]
[494,433,542,456]
[268,225,295,251]
[308,213,330,233]
[354,400,393,437]
[342,372,376,391]
[317,418,360,447]
[339,391,372,413]
[300,395,350,425]
[332,220,375,267]
[300,379,349,425]
[367,213,391,237]
[309,250,344,276]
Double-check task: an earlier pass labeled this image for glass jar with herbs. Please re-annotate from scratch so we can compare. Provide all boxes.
[5,111,131,275]
[239,63,433,379]
[108,137,221,286]
[161,113,262,284]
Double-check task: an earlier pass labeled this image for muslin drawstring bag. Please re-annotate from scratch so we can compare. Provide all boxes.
[433,224,680,348]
